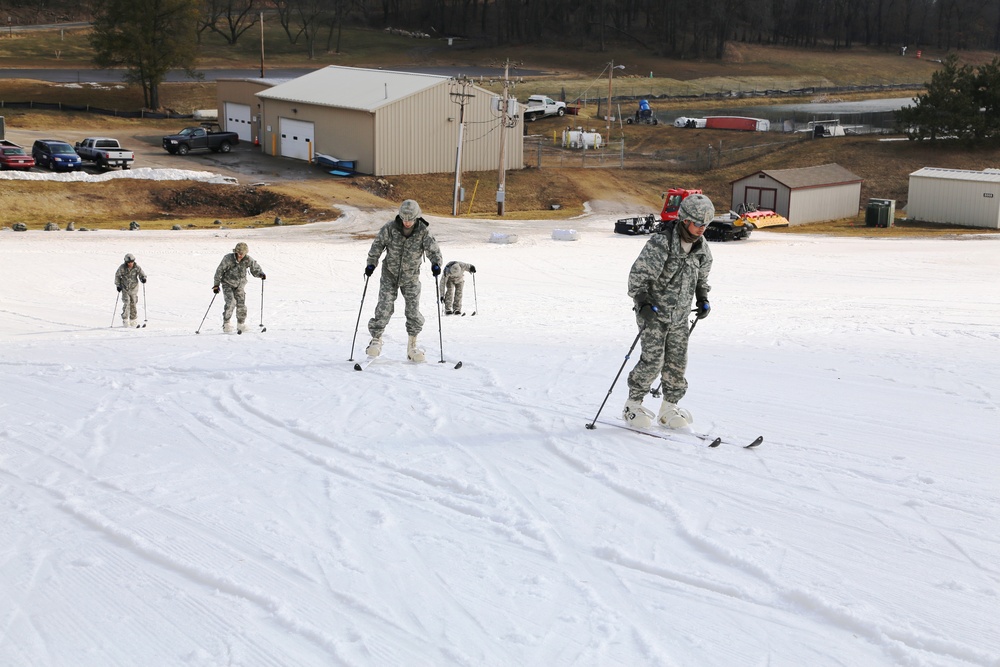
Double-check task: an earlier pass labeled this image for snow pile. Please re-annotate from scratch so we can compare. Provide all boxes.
[0,166,238,184]
[1,212,998,666]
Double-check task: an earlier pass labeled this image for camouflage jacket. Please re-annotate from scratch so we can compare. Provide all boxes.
[367,216,443,285]
[214,253,263,289]
[627,221,712,325]
[114,262,147,292]
[440,260,471,288]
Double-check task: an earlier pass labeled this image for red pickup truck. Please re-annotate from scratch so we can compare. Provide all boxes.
[0,139,36,170]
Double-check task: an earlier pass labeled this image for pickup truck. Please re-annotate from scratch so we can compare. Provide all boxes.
[0,139,35,170]
[74,137,134,170]
[522,95,566,122]
[162,123,239,155]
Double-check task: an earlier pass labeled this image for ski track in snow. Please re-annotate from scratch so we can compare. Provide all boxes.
[1,214,999,666]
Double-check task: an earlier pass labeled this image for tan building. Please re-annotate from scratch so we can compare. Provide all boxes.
[730,163,862,225]
[215,78,287,145]
[217,66,522,177]
[906,168,1000,229]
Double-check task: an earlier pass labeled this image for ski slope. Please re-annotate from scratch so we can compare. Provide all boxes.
[2,207,998,667]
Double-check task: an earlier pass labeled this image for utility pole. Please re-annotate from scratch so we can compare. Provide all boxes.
[259,11,265,78]
[450,77,474,216]
[496,59,518,216]
[606,61,624,145]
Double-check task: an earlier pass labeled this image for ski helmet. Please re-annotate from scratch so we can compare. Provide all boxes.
[124,253,135,263]
[234,242,249,255]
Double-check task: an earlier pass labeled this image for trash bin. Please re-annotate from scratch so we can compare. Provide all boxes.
[865,198,895,228]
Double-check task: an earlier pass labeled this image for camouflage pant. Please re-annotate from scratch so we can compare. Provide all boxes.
[442,277,464,312]
[222,284,248,324]
[626,314,690,403]
[120,287,139,320]
[369,277,424,338]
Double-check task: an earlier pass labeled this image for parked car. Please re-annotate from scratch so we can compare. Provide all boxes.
[162,123,239,155]
[522,95,567,122]
[74,137,134,170]
[0,139,35,170]
[31,139,83,171]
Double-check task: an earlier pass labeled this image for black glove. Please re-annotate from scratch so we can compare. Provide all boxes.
[696,299,711,320]
[432,264,441,277]
[212,285,220,294]
[469,265,476,274]
[637,303,659,322]
[365,264,375,277]
[140,277,146,283]
[260,273,266,280]
[634,291,658,322]
[440,296,445,304]
[116,286,122,292]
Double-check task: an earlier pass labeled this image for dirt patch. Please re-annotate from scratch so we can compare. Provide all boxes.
[151,183,324,219]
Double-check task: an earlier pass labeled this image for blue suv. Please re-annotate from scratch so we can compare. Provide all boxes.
[32,139,83,171]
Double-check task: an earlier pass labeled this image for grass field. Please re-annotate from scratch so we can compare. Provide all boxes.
[2,24,1000,235]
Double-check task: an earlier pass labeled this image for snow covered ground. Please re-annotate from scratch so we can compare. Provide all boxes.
[2,205,999,667]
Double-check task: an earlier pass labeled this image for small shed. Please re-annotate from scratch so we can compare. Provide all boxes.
[906,168,1000,229]
[730,163,863,225]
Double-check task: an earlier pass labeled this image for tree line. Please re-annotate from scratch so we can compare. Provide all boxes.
[20,0,995,110]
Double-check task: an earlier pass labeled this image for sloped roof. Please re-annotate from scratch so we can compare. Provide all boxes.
[910,167,1000,183]
[256,66,449,112]
[734,163,862,189]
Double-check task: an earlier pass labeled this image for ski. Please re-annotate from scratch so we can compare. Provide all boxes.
[355,357,462,370]
[592,419,762,449]
[353,356,377,371]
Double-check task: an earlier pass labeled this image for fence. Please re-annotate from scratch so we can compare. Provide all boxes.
[0,100,192,120]
[524,135,804,172]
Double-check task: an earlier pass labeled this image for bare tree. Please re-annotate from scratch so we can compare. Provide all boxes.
[199,0,260,45]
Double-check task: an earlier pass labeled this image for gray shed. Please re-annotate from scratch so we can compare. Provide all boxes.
[730,163,862,225]
[219,66,522,177]
[906,168,1000,229]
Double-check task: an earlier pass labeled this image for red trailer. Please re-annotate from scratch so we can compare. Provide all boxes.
[704,116,770,132]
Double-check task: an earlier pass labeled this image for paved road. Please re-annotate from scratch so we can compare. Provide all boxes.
[0,65,540,83]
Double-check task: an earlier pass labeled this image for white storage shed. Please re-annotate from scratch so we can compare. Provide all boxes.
[730,163,862,225]
[906,168,1000,229]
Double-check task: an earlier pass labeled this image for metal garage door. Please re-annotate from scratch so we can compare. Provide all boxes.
[223,102,252,142]
[278,117,315,161]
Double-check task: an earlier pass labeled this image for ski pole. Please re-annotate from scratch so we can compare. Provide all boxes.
[111,292,120,327]
[471,273,478,316]
[141,281,148,328]
[259,280,266,332]
[348,274,370,361]
[586,326,644,429]
[196,292,218,334]
[651,312,699,398]
[434,271,445,363]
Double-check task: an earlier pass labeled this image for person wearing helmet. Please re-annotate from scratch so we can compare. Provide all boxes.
[363,199,443,362]
[114,253,147,328]
[212,242,265,334]
[622,193,714,430]
[438,260,476,315]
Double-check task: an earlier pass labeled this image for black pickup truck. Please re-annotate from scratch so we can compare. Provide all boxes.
[162,123,239,155]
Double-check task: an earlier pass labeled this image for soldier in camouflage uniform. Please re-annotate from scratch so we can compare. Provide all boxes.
[622,194,714,429]
[114,253,147,328]
[439,260,476,315]
[364,200,443,362]
[212,242,266,334]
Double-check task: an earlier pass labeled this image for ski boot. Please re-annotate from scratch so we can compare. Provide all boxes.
[623,399,654,428]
